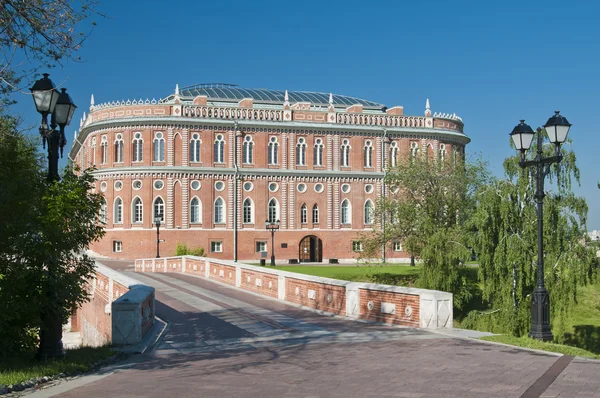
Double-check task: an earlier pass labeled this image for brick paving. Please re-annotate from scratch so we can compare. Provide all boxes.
[42,261,600,397]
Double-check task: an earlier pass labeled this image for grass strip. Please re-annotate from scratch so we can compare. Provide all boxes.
[0,346,116,386]
[480,335,600,359]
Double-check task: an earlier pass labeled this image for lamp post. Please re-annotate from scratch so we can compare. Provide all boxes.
[30,74,77,359]
[265,219,280,266]
[509,111,572,341]
[154,213,163,258]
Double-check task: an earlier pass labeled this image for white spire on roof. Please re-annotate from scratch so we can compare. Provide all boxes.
[90,94,95,107]
[329,93,333,105]
[425,98,432,117]
[175,84,179,95]
[426,98,430,110]
[283,90,290,107]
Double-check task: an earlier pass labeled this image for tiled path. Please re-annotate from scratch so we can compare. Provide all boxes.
[34,261,600,397]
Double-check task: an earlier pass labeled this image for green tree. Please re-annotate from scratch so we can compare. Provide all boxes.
[464,138,595,338]
[0,119,104,357]
[362,155,490,309]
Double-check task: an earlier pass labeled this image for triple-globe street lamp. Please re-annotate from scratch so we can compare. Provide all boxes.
[509,111,572,341]
[30,73,77,359]
[265,219,280,266]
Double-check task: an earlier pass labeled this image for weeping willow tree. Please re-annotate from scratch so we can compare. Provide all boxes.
[464,137,596,339]
[362,154,490,309]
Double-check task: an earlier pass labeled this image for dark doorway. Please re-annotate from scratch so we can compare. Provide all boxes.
[299,235,322,263]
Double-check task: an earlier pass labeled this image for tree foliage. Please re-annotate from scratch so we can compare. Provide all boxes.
[0,0,102,109]
[0,119,104,357]
[362,155,491,309]
[464,138,596,339]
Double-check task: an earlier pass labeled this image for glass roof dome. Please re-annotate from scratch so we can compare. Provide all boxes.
[176,83,384,109]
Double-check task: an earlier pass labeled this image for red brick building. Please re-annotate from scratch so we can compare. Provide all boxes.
[69,84,470,262]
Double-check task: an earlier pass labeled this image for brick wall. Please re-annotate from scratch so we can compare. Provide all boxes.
[136,256,453,329]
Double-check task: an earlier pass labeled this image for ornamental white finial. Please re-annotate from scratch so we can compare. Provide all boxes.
[283,90,290,107]
[175,83,179,95]
[90,94,95,106]
[329,93,333,105]
[425,98,432,117]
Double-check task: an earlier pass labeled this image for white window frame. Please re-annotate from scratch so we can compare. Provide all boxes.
[91,137,97,166]
[214,197,225,224]
[341,199,351,224]
[132,196,143,224]
[190,197,202,224]
[268,136,278,165]
[256,241,267,252]
[132,132,144,162]
[341,139,350,167]
[243,198,254,224]
[190,133,201,163]
[364,140,373,168]
[394,242,403,252]
[268,198,279,223]
[100,198,107,224]
[410,141,420,160]
[211,241,223,253]
[389,141,398,168]
[364,199,374,225]
[153,196,164,222]
[300,203,307,224]
[296,137,307,166]
[312,204,319,224]
[113,240,122,253]
[242,135,254,164]
[153,132,165,162]
[101,135,108,164]
[214,134,225,164]
[314,138,323,166]
[114,134,124,163]
[352,241,363,252]
[113,197,123,224]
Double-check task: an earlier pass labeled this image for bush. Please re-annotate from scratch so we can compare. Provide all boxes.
[175,243,204,257]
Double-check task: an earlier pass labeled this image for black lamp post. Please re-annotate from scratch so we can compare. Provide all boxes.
[265,219,280,266]
[154,213,163,258]
[30,74,77,359]
[510,111,572,341]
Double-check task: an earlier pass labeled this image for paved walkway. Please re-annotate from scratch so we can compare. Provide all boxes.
[33,261,600,397]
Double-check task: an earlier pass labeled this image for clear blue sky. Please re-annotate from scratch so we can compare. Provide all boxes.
[12,0,600,228]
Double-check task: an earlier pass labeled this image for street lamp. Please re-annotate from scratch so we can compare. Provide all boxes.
[154,213,163,258]
[509,111,572,341]
[265,219,280,266]
[30,74,77,359]
[30,74,77,181]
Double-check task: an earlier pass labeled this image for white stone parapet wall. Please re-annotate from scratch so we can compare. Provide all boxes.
[135,256,452,329]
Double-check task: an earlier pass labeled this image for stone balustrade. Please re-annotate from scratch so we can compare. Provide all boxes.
[135,256,452,329]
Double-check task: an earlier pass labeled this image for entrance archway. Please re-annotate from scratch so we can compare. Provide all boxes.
[299,235,322,263]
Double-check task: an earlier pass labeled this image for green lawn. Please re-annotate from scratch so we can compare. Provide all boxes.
[275,264,423,285]
[480,335,600,359]
[559,281,600,354]
[0,346,117,386]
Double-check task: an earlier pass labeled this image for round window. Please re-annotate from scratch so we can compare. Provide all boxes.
[114,181,123,191]
[297,183,306,193]
[132,180,143,190]
[154,180,164,190]
[100,181,107,192]
[215,181,225,191]
[341,184,351,193]
[190,180,201,191]
[314,183,324,193]
[243,182,253,192]
[269,182,279,192]
[365,184,374,194]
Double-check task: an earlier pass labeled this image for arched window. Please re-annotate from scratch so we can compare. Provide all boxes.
[101,135,108,164]
[132,132,143,162]
[114,133,124,163]
[153,132,165,162]
[300,203,307,224]
[340,139,350,167]
[153,197,164,222]
[341,199,351,224]
[214,197,225,224]
[314,138,323,166]
[364,200,374,225]
[114,197,123,224]
[243,198,253,224]
[190,133,201,163]
[100,198,107,224]
[214,134,225,163]
[364,140,373,168]
[268,198,278,223]
[91,137,96,165]
[242,135,253,164]
[439,143,446,166]
[190,197,201,224]
[296,137,307,166]
[268,136,278,165]
[312,204,319,224]
[132,197,143,223]
[410,141,420,161]
[389,141,398,168]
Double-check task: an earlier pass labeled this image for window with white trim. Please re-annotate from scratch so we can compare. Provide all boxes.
[153,132,165,162]
[364,140,373,168]
[211,241,223,253]
[132,197,143,223]
[296,137,307,166]
[313,138,323,166]
[91,137,97,165]
[352,241,363,252]
[341,199,351,224]
[410,141,420,161]
[394,242,403,252]
[300,203,307,224]
[256,241,267,252]
[101,135,108,164]
[268,198,278,223]
[364,200,374,225]
[389,141,398,168]
[114,197,123,224]
[113,240,122,253]
[190,133,201,162]
[190,197,201,223]
[100,198,107,224]
[312,204,319,224]
[214,197,225,224]
[114,134,124,163]
[153,197,164,222]
[243,198,253,224]
[242,135,253,164]
[340,139,350,167]
[214,134,225,163]
[268,137,278,165]
[132,132,143,162]
[439,143,446,166]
